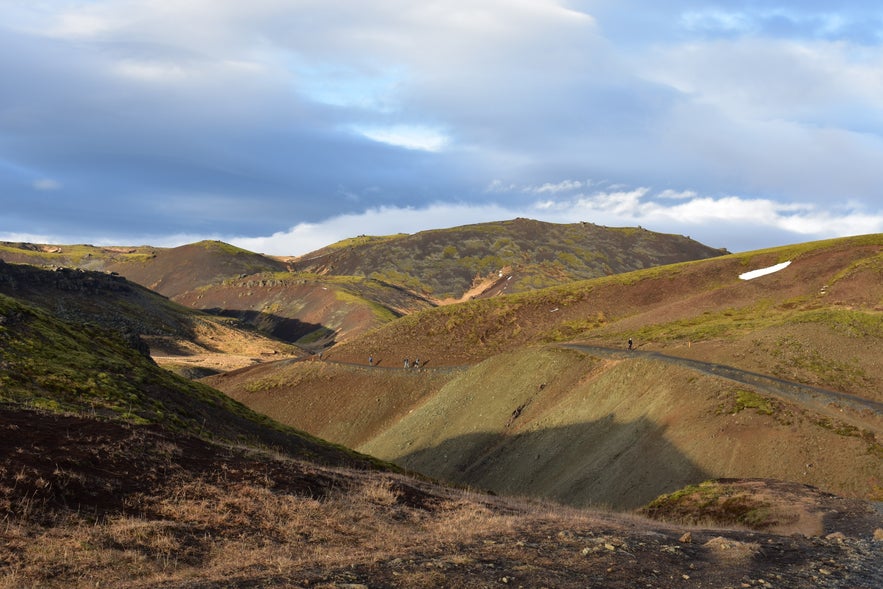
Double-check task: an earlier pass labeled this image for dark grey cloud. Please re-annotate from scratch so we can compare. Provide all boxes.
[0,1,880,252]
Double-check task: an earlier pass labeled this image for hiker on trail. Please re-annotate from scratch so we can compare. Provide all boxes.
[413,357,420,369]
[404,357,410,368]
[369,354,374,366]
[628,338,633,351]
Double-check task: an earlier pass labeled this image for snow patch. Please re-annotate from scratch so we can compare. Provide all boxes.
[739,261,791,281]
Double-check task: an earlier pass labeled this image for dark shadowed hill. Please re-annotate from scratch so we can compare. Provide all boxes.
[292,218,727,301]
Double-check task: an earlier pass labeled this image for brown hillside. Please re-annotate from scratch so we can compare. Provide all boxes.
[326,235,883,399]
[102,240,288,298]
[213,346,882,509]
[174,274,435,350]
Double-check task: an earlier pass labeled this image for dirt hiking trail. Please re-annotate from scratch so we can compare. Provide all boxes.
[561,344,883,424]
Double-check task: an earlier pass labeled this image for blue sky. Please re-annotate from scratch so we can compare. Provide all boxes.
[1,1,882,255]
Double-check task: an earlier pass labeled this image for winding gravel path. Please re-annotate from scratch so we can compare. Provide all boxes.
[560,344,883,420]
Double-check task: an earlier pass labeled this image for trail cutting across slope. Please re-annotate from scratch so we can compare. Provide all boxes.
[561,344,883,423]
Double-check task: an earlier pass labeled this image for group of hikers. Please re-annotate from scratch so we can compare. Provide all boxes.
[367,355,421,368]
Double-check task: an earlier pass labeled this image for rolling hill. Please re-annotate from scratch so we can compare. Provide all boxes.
[292,217,728,301]
[208,234,883,510]
[0,220,726,349]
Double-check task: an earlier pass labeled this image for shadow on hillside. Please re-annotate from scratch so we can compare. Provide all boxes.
[205,308,334,348]
[394,415,711,510]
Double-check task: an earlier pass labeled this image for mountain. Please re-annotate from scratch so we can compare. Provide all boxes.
[292,217,728,301]
[208,234,883,510]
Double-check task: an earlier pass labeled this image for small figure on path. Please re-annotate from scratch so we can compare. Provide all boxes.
[413,357,420,369]
[404,357,410,368]
[628,338,633,351]
[369,354,374,366]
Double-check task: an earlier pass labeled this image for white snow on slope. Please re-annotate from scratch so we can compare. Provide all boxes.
[739,261,791,281]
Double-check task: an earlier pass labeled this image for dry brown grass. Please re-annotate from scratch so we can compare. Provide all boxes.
[2,413,881,589]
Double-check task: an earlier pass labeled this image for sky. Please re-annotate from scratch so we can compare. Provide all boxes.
[1,1,882,255]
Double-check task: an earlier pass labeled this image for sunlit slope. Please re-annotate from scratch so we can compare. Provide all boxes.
[328,234,883,400]
[206,359,458,448]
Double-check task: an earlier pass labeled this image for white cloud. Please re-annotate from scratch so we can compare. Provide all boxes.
[0,232,53,244]
[657,189,697,200]
[530,180,586,194]
[351,124,450,152]
[2,1,882,255]
[113,60,189,82]
[230,202,512,255]
[33,178,61,191]
[225,185,883,256]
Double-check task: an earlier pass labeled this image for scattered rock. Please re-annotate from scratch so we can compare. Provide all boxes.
[679,531,693,543]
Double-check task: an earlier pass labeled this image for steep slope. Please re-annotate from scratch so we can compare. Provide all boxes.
[210,235,883,508]
[0,290,375,467]
[293,218,727,301]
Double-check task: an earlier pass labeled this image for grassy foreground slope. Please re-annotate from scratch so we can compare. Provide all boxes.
[211,235,883,508]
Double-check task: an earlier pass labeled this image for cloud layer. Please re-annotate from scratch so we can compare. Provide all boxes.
[1,1,881,254]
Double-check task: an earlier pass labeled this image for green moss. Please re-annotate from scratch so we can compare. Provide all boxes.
[643,480,779,530]
[733,390,776,415]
